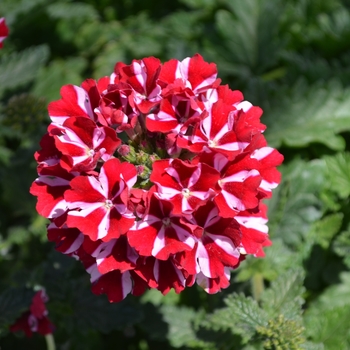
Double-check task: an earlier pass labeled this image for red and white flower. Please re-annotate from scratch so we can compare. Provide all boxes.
[146,93,203,134]
[128,194,195,260]
[176,201,241,279]
[30,163,75,219]
[47,222,84,254]
[65,158,137,241]
[151,158,220,215]
[10,290,54,338]
[95,83,139,131]
[134,256,188,295]
[159,54,219,94]
[31,53,283,302]
[113,57,162,114]
[214,153,262,217]
[52,116,121,172]
[235,203,271,257]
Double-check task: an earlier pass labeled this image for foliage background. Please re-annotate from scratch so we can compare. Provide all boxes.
[1,0,350,349]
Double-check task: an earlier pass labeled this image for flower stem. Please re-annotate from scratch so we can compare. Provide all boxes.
[45,334,56,350]
[138,113,147,133]
[252,273,264,301]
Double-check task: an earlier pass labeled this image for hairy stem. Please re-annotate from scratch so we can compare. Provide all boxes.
[252,273,264,301]
[45,334,56,350]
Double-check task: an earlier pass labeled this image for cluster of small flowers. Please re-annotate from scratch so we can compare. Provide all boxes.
[10,290,54,337]
[0,17,9,48]
[30,54,283,302]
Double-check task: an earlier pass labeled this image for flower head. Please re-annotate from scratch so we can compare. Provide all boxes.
[31,54,283,302]
[10,290,54,337]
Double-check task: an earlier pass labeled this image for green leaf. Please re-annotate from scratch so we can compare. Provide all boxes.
[215,0,285,74]
[267,159,326,249]
[332,225,350,268]
[0,136,45,218]
[196,328,240,350]
[282,52,347,85]
[161,305,203,348]
[122,13,164,58]
[304,272,350,349]
[260,268,305,320]
[0,0,48,24]
[315,7,350,54]
[93,41,127,78]
[210,271,307,348]
[0,146,12,165]
[242,345,264,350]
[32,57,88,102]
[138,302,169,342]
[67,281,143,333]
[47,2,99,21]
[74,21,113,57]
[179,0,216,10]
[0,287,35,337]
[162,10,203,42]
[139,303,210,349]
[301,342,325,350]
[140,288,180,306]
[316,272,350,309]
[0,45,50,97]
[308,213,343,249]
[40,252,143,335]
[304,305,350,349]
[324,152,350,198]
[235,239,295,282]
[264,80,350,150]
[203,293,268,343]
[76,297,142,333]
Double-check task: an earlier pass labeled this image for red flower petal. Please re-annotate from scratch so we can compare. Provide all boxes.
[48,85,95,124]
[0,18,9,48]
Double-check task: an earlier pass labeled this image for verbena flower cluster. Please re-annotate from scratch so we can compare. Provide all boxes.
[10,290,54,337]
[30,54,283,302]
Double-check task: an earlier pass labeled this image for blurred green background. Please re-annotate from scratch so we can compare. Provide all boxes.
[1,0,350,349]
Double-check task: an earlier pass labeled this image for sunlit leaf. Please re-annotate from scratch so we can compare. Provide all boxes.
[32,57,88,102]
[267,159,326,248]
[264,80,350,150]
[261,268,305,320]
[0,45,49,97]
[203,293,268,343]
[324,152,350,198]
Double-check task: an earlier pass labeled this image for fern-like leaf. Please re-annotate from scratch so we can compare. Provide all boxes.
[260,268,305,320]
[203,293,268,344]
[0,45,49,97]
[324,152,350,199]
[264,80,350,150]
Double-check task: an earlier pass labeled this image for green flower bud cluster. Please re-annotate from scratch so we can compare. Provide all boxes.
[117,143,160,189]
[256,315,305,350]
[3,93,47,134]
